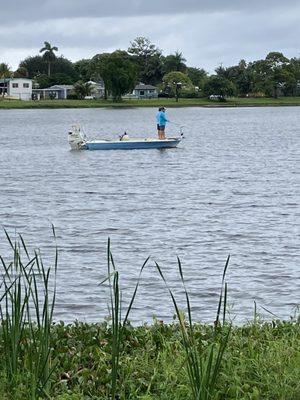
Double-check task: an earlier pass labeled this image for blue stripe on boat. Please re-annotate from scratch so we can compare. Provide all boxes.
[84,138,181,150]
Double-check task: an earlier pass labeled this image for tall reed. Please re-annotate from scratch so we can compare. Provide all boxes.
[155,256,231,400]
[101,238,149,399]
[0,228,57,399]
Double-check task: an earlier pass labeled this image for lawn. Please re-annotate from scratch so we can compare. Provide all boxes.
[1,97,300,109]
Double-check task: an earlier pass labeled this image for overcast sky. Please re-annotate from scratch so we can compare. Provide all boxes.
[1,0,300,73]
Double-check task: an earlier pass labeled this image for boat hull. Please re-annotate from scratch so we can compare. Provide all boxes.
[83,138,181,150]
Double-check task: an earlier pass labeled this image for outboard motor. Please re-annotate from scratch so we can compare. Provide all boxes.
[68,125,86,150]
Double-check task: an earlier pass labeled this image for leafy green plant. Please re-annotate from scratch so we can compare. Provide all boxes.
[155,256,231,400]
[0,228,57,399]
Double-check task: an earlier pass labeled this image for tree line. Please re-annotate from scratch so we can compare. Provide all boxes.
[1,37,300,101]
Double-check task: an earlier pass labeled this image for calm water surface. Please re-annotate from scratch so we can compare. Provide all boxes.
[0,106,299,324]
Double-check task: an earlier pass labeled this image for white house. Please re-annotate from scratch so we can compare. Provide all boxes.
[32,84,74,100]
[8,78,32,100]
[132,83,158,99]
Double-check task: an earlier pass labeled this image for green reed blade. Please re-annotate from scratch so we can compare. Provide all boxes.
[215,255,230,329]
[4,229,15,251]
[19,233,30,260]
[123,256,150,326]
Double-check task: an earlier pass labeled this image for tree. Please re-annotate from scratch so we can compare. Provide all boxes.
[215,61,254,96]
[92,51,137,101]
[0,63,12,79]
[265,52,290,98]
[39,41,58,76]
[162,71,193,102]
[51,57,78,81]
[140,53,163,85]
[34,74,52,89]
[51,73,74,85]
[73,81,92,99]
[203,75,237,100]
[186,67,207,87]
[13,66,28,78]
[128,37,163,84]
[128,36,161,59]
[90,53,111,99]
[19,55,48,77]
[34,71,74,89]
[19,55,78,84]
[248,52,291,97]
[73,59,92,82]
[248,59,271,95]
[284,57,300,95]
[162,51,187,75]
[0,63,12,97]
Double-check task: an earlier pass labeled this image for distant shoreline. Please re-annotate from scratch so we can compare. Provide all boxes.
[1,97,300,109]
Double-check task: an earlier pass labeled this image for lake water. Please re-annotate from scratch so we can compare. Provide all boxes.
[0,106,299,324]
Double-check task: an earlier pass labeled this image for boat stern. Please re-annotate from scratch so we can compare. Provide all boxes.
[68,125,86,150]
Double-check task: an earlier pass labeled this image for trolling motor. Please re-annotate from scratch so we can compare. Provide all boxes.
[179,125,185,139]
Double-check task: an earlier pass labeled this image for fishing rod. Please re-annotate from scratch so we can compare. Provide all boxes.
[169,121,186,137]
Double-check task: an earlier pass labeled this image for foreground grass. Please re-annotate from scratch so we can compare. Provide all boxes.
[0,320,299,399]
[1,96,300,109]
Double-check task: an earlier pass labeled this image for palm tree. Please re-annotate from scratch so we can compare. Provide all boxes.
[39,41,58,76]
[0,63,12,97]
[73,81,92,99]
[162,51,187,74]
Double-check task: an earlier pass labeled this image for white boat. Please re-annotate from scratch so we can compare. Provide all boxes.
[68,125,183,151]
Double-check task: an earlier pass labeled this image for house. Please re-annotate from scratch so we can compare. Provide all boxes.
[0,78,32,100]
[132,83,158,99]
[32,84,74,100]
[86,80,105,99]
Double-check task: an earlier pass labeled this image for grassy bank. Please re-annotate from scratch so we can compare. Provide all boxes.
[0,320,299,399]
[1,97,300,109]
[0,234,299,399]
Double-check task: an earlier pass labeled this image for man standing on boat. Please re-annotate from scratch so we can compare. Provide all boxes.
[156,107,162,139]
[158,107,169,139]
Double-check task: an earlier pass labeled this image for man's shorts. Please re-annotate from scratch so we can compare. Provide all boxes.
[159,125,166,131]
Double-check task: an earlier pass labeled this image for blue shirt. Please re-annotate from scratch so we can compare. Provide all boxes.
[156,111,161,124]
[158,111,169,126]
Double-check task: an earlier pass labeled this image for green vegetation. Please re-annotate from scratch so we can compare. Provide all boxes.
[2,38,300,102]
[73,81,93,100]
[1,96,300,109]
[0,233,299,399]
[93,51,138,101]
[203,76,237,99]
[1,320,299,399]
[2,316,299,400]
[0,229,57,398]
[161,71,193,102]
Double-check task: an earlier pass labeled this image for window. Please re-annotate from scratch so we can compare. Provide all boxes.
[12,83,19,88]
[140,90,144,95]
[23,83,29,88]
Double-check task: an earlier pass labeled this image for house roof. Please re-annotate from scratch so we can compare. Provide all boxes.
[49,85,74,90]
[134,84,157,90]
[87,80,105,87]
[32,85,74,92]
[0,78,32,83]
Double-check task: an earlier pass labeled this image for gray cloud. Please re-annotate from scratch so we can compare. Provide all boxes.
[2,0,300,23]
[1,1,300,72]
